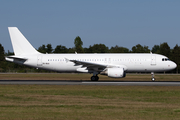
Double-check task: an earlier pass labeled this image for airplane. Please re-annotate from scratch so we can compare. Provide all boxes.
[5,27,177,81]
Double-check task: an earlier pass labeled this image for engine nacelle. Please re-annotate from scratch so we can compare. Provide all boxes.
[106,68,126,78]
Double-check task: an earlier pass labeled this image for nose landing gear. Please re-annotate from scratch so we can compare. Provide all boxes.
[151,72,155,81]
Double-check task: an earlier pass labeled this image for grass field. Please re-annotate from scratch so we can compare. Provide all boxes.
[0,85,180,120]
[0,73,180,81]
[0,73,180,120]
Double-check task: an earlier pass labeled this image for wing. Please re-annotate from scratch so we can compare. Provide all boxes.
[65,58,127,73]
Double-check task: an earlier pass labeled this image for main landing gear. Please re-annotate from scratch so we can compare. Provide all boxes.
[91,75,99,81]
[91,72,99,81]
[151,72,155,81]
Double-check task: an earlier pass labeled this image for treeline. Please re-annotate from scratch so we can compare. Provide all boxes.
[0,36,180,73]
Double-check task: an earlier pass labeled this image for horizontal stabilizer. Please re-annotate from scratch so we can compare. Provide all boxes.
[6,56,28,61]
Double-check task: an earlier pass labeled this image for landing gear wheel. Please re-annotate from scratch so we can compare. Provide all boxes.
[91,76,99,81]
[91,76,96,81]
[151,77,155,82]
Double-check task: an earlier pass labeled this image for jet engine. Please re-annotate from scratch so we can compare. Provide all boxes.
[101,68,126,78]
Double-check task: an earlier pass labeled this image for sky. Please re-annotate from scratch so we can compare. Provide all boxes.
[0,1,180,53]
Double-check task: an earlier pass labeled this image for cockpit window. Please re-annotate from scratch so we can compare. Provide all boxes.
[162,58,170,61]
[165,58,169,61]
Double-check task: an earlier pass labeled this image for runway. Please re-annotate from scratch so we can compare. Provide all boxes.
[0,80,180,86]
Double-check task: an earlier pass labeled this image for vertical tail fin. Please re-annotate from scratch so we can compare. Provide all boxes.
[8,27,40,55]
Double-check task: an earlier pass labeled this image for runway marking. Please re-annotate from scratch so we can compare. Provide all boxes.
[82,82,180,86]
[0,80,180,86]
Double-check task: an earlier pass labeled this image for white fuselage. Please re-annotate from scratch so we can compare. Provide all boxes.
[8,53,176,73]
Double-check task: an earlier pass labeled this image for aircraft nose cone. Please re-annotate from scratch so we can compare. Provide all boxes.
[174,62,177,69]
[171,62,177,69]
